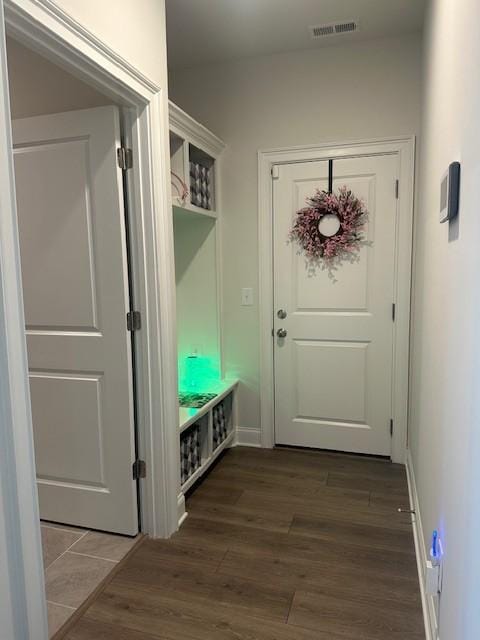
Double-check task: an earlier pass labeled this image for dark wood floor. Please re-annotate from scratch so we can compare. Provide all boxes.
[64,446,425,640]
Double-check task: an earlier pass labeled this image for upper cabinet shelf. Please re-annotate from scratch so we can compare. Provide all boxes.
[169,101,225,218]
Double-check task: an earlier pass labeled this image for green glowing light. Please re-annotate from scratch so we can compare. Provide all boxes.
[178,354,220,394]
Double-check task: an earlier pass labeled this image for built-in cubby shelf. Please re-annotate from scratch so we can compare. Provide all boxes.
[179,379,238,433]
[169,102,234,505]
[173,203,217,221]
[179,380,238,493]
[169,101,224,217]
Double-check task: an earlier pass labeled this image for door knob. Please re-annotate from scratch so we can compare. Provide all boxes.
[277,309,287,319]
[276,328,288,338]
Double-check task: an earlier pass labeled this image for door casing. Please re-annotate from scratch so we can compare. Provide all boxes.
[0,1,179,638]
[258,137,415,464]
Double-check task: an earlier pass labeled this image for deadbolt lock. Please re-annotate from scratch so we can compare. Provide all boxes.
[277,309,287,319]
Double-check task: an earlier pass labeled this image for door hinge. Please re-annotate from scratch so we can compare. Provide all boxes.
[390,419,394,437]
[271,165,280,180]
[132,459,146,480]
[127,310,141,332]
[395,179,399,199]
[117,146,133,171]
[392,303,396,321]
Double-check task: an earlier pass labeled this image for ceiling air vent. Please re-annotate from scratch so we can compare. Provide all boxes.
[335,21,357,34]
[311,24,335,38]
[309,20,358,39]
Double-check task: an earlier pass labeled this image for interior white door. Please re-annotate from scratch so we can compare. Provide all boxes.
[273,154,398,456]
[13,106,138,535]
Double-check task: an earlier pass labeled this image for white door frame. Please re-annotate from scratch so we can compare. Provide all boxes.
[258,137,415,464]
[0,0,179,637]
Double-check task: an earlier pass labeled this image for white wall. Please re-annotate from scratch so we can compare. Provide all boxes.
[408,1,480,638]
[6,37,111,119]
[52,0,168,88]
[169,34,422,431]
[173,211,219,387]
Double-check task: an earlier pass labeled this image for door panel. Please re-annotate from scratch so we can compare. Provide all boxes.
[30,373,106,485]
[293,175,372,311]
[274,155,398,456]
[295,341,368,423]
[13,106,138,535]
[16,139,98,330]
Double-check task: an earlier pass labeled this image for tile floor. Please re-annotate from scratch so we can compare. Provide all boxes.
[41,522,139,637]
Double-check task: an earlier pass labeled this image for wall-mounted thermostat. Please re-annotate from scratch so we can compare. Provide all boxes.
[440,161,460,223]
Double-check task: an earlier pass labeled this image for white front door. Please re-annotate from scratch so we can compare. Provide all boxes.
[273,154,398,456]
[13,106,139,535]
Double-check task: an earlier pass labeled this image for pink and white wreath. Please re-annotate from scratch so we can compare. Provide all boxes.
[289,186,368,264]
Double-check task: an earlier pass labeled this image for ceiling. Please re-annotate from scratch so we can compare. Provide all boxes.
[166,0,426,70]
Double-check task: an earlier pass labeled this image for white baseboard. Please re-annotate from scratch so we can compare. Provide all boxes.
[235,426,262,447]
[406,450,438,640]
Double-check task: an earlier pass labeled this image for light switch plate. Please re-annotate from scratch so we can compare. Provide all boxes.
[241,288,253,306]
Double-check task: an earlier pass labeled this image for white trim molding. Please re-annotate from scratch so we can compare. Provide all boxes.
[4,0,159,100]
[177,492,187,527]
[235,427,262,448]
[406,450,439,640]
[0,3,47,637]
[169,100,225,158]
[0,1,180,637]
[258,137,415,463]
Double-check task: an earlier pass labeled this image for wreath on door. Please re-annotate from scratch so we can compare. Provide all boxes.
[289,186,369,264]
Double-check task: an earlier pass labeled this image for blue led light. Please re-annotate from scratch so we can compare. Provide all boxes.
[432,530,438,558]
